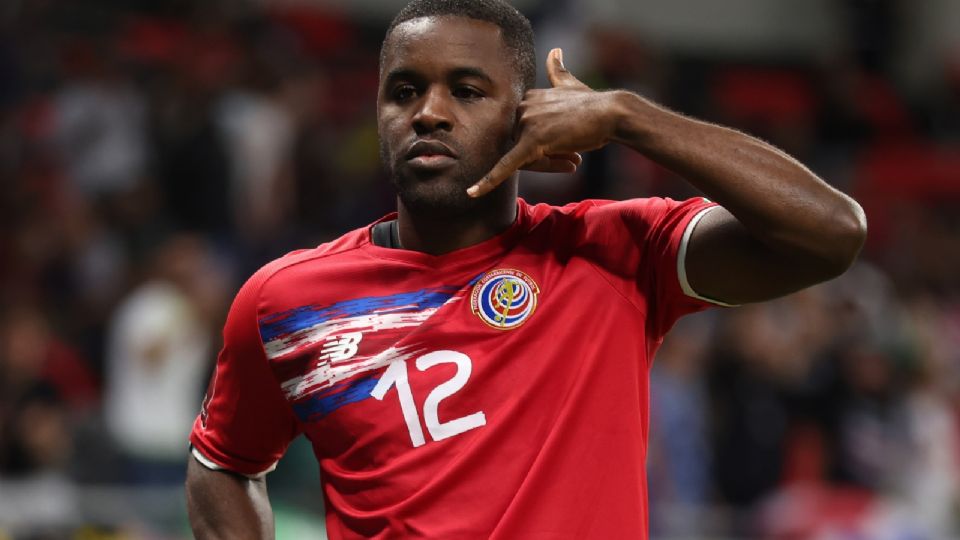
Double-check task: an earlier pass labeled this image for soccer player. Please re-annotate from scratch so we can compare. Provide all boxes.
[185,1,867,538]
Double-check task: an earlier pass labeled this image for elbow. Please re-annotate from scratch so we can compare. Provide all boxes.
[819,198,868,277]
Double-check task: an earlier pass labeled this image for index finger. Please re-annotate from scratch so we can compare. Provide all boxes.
[467,139,538,198]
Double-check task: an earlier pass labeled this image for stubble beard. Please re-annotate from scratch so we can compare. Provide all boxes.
[380,134,513,220]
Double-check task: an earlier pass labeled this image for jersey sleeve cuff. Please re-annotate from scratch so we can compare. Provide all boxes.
[677,205,739,308]
[189,443,278,479]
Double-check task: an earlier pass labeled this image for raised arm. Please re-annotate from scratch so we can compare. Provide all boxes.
[186,456,275,540]
[469,49,866,303]
[608,88,866,303]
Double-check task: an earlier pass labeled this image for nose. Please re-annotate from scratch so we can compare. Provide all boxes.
[412,87,453,134]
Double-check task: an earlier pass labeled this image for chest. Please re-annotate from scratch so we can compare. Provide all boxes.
[259,253,648,462]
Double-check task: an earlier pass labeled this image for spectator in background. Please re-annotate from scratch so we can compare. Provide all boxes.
[150,18,238,239]
[648,314,715,537]
[895,293,960,536]
[104,234,228,484]
[0,303,98,475]
[52,38,148,200]
[708,303,791,515]
[0,304,93,534]
[217,44,296,253]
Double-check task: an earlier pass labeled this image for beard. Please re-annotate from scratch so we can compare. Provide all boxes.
[380,131,513,219]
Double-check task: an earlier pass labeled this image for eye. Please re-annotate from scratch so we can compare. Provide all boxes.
[392,85,418,102]
[452,86,484,100]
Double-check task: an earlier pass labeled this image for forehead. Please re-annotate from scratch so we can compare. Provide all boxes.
[381,16,514,81]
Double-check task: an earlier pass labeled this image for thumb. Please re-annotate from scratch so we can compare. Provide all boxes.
[546,48,586,88]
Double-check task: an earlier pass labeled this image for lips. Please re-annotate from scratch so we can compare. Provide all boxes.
[404,140,457,161]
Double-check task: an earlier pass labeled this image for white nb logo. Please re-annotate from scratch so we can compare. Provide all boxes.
[318,332,363,363]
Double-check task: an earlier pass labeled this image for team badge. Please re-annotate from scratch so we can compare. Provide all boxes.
[470,269,539,330]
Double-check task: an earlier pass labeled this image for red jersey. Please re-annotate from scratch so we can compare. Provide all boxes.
[190,197,720,539]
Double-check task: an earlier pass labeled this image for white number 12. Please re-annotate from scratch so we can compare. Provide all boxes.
[370,350,486,447]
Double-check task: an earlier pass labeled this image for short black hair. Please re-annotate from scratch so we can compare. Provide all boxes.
[382,0,536,92]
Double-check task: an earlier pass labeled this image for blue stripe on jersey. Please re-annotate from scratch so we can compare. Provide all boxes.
[259,285,464,343]
[291,375,379,421]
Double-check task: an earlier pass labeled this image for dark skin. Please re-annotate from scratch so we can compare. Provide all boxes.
[186,16,867,539]
[185,457,274,539]
[376,16,581,255]
[467,44,867,301]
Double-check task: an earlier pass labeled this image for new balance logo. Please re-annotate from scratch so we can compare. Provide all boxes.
[318,332,363,363]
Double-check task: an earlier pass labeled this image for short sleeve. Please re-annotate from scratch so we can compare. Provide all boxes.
[634,197,727,337]
[189,270,301,477]
[576,197,725,339]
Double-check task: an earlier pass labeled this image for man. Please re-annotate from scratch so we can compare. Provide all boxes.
[185,0,867,538]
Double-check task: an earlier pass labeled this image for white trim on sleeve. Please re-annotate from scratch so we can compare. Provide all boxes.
[190,444,277,479]
[677,205,739,307]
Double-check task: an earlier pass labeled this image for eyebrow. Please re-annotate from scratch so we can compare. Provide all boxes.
[448,67,494,85]
[383,66,494,87]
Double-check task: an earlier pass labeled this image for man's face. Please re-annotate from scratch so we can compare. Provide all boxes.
[378,16,521,217]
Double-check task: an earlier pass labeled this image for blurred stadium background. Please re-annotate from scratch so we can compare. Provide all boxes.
[1,0,959,538]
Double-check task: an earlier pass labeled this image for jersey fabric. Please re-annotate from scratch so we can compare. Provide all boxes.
[190,196,719,539]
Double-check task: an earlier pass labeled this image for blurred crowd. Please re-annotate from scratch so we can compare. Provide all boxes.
[1,0,959,538]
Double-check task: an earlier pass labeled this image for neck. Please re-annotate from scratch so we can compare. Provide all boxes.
[396,183,518,256]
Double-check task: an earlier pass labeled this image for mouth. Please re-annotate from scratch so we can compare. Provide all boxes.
[404,140,458,170]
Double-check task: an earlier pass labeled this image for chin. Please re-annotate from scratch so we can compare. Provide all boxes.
[396,183,479,218]
[391,166,477,217]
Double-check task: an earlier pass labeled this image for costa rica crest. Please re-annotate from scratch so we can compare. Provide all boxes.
[470,269,539,330]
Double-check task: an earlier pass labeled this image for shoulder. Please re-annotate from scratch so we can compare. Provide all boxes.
[521,197,695,238]
[236,224,374,311]
[522,197,686,223]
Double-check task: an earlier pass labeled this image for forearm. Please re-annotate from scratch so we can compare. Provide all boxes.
[186,456,276,540]
[608,90,866,272]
